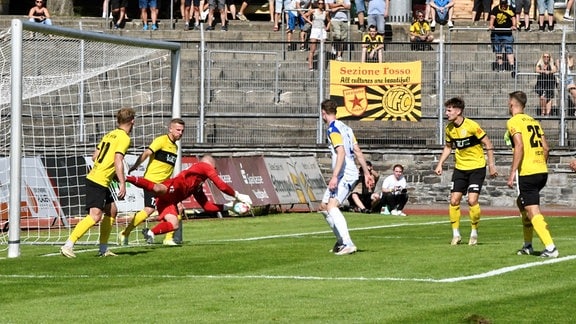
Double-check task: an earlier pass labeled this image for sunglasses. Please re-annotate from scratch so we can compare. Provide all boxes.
[544,55,550,58]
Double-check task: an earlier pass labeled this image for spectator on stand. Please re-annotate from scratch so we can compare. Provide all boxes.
[429,0,454,30]
[140,0,159,30]
[410,10,434,51]
[103,0,110,18]
[361,24,384,63]
[537,0,555,32]
[286,0,307,50]
[236,0,250,21]
[346,161,380,213]
[558,53,576,115]
[296,0,313,51]
[110,0,128,29]
[425,0,436,30]
[564,0,574,21]
[303,0,330,71]
[489,0,516,76]
[366,0,389,35]
[29,0,52,25]
[515,0,531,31]
[534,52,557,117]
[326,0,351,61]
[354,0,367,32]
[273,0,285,31]
[206,0,228,30]
[471,0,491,24]
[379,164,408,216]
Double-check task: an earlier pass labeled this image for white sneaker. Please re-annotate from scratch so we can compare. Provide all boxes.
[564,15,574,21]
[142,228,155,244]
[450,236,462,245]
[468,235,478,246]
[163,239,178,246]
[98,250,118,257]
[397,211,407,216]
[447,21,454,28]
[380,207,391,215]
[335,244,357,255]
[60,246,76,258]
[391,209,399,216]
[430,20,436,28]
[540,247,559,258]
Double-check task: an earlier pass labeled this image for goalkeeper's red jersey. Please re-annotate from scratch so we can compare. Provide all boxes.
[158,161,235,205]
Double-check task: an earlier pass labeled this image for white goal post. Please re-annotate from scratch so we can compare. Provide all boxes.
[2,20,181,258]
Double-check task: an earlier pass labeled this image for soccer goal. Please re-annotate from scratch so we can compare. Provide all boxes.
[1,20,181,258]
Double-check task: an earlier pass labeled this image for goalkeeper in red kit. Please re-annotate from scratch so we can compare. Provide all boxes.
[126,154,252,243]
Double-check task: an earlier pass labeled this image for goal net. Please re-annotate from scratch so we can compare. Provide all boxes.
[1,20,181,256]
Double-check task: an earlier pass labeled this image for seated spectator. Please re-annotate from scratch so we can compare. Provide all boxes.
[361,25,384,63]
[28,0,52,25]
[559,53,576,116]
[429,0,454,30]
[410,10,434,51]
[347,161,380,213]
[380,164,408,216]
[534,52,557,117]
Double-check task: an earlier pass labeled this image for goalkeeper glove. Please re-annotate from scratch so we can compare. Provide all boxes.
[235,191,253,205]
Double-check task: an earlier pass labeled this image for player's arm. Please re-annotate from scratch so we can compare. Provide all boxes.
[129,148,153,174]
[507,132,524,188]
[353,143,374,189]
[541,134,550,162]
[114,153,127,199]
[434,143,452,175]
[480,135,498,177]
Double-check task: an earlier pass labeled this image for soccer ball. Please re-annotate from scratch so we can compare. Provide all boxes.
[233,201,251,215]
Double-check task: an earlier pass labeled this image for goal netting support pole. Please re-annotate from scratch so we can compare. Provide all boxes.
[3,20,181,258]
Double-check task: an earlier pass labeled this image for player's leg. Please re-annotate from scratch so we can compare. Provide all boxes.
[516,196,534,255]
[449,170,467,245]
[329,178,357,255]
[61,181,108,257]
[466,168,486,245]
[121,190,155,245]
[98,200,118,256]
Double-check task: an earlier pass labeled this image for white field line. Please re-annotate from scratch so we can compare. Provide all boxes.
[8,216,576,282]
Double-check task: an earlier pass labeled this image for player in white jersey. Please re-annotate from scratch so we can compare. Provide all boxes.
[320,99,374,255]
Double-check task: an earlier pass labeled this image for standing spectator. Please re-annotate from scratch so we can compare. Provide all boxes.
[206,0,228,30]
[534,52,557,117]
[320,99,374,255]
[296,0,313,51]
[120,118,185,246]
[366,0,389,35]
[28,0,52,25]
[140,0,159,30]
[326,0,351,61]
[505,91,558,258]
[536,0,555,32]
[286,0,307,51]
[272,0,285,31]
[380,164,408,216]
[303,0,330,71]
[471,0,491,24]
[434,97,498,246]
[182,0,192,29]
[429,0,454,30]
[110,0,128,29]
[354,0,366,32]
[515,0,531,31]
[564,0,574,21]
[347,161,379,213]
[60,108,136,258]
[559,53,576,113]
[103,0,110,18]
[361,24,384,63]
[236,0,250,21]
[489,0,516,75]
[127,155,253,244]
[409,10,434,51]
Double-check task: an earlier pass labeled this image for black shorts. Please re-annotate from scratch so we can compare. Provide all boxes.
[110,0,129,10]
[143,189,158,209]
[85,179,114,212]
[518,173,547,207]
[451,167,486,194]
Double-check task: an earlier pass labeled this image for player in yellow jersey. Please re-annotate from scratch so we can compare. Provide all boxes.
[506,91,558,258]
[60,107,136,258]
[435,97,498,246]
[120,118,185,246]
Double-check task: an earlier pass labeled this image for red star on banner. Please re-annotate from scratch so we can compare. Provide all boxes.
[349,95,363,109]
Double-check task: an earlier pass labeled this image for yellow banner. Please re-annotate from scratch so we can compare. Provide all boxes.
[329,61,422,121]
